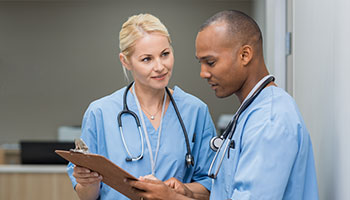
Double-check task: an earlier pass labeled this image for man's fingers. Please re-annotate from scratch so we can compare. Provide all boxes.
[164,177,179,189]
[138,177,162,184]
[127,178,162,192]
[141,174,158,181]
[164,179,175,188]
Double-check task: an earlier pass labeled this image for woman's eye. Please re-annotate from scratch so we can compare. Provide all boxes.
[162,52,170,57]
[141,57,151,62]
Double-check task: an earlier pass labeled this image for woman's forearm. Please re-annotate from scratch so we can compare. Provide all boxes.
[75,182,100,200]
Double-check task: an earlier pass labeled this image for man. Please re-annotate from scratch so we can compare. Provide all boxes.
[129,10,319,200]
[195,10,318,199]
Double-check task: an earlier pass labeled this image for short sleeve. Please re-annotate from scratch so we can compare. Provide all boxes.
[190,105,216,191]
[66,105,99,189]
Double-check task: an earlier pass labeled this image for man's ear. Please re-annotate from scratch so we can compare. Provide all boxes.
[239,45,253,66]
[119,53,132,70]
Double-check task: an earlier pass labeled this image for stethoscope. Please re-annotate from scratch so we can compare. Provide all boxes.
[117,81,194,169]
[208,75,275,179]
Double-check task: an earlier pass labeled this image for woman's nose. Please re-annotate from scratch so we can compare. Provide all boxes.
[153,59,165,72]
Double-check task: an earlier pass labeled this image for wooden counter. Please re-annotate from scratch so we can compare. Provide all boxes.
[0,165,79,200]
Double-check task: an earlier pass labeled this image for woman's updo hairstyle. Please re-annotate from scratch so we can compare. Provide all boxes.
[119,13,171,58]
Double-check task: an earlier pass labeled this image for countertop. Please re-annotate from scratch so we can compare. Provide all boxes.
[0,164,68,173]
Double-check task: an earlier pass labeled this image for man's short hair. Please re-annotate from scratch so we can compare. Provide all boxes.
[200,10,262,47]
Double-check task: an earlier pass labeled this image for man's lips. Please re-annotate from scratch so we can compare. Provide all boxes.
[209,82,218,89]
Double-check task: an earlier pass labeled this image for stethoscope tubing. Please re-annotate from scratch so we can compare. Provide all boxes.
[118,82,144,161]
[165,87,194,166]
[117,81,194,167]
[208,137,232,179]
[119,126,144,161]
[208,75,275,179]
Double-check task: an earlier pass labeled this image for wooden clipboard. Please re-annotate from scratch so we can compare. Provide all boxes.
[55,150,141,200]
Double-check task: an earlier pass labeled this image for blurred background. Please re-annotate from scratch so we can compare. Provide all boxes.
[0,0,349,199]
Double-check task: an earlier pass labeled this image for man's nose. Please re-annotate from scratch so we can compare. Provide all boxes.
[200,65,211,79]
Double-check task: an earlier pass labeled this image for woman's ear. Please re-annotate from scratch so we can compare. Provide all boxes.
[239,45,253,66]
[119,53,132,70]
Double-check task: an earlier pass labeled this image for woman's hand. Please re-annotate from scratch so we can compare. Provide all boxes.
[73,166,102,186]
[73,166,102,200]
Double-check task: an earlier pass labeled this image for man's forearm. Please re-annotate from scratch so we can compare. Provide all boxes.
[184,182,210,200]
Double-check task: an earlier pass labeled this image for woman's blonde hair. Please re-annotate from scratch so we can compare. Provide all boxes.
[119,14,171,80]
[119,13,171,57]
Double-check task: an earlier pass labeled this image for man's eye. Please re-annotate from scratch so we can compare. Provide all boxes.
[142,57,151,62]
[207,61,215,66]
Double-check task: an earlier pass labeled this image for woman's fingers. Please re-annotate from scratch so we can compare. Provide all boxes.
[76,176,103,186]
[74,166,91,174]
[73,166,102,185]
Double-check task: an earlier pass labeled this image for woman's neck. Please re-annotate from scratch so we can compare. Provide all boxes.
[133,82,165,111]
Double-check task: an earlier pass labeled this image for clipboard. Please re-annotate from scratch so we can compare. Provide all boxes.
[55,150,141,200]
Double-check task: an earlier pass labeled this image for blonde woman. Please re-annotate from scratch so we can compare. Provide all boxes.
[67,13,215,200]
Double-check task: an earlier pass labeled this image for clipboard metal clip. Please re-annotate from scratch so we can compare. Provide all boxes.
[70,138,90,154]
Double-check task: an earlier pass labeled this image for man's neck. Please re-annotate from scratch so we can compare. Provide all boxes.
[237,71,270,103]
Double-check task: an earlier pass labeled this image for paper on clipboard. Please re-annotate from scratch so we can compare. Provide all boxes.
[55,150,141,200]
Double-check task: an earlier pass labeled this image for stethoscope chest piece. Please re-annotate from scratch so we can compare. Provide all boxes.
[210,136,224,152]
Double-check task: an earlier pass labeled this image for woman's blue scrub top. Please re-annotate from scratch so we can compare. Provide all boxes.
[210,86,319,200]
[67,86,216,199]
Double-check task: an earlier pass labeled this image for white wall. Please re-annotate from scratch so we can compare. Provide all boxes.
[265,0,286,89]
[293,0,350,199]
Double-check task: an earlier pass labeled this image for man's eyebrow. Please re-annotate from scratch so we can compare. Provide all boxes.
[196,56,214,61]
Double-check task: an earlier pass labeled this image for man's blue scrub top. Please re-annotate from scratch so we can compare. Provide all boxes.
[210,86,319,200]
[67,86,215,199]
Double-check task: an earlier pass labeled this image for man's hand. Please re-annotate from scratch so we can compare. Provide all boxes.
[164,177,194,198]
[126,176,193,200]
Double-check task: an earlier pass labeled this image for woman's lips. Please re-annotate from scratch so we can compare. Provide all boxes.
[152,73,167,80]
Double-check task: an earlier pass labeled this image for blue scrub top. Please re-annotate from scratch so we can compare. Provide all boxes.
[210,86,319,200]
[67,86,216,199]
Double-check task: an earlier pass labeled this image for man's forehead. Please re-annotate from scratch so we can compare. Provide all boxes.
[200,22,228,37]
[197,24,234,46]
